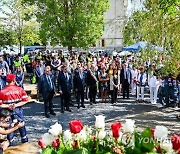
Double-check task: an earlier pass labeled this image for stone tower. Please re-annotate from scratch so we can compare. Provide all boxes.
[96,0,128,50]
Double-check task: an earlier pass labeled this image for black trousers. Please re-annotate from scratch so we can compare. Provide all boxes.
[89,85,97,103]
[44,91,54,114]
[122,79,130,99]
[77,89,84,107]
[110,89,118,103]
[61,91,71,110]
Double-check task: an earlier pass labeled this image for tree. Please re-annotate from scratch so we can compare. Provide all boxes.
[123,0,180,76]
[0,24,15,47]
[0,0,42,54]
[25,0,109,52]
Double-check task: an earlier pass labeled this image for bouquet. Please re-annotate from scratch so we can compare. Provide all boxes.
[38,115,180,154]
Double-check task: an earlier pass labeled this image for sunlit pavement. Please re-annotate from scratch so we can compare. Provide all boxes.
[18,93,180,143]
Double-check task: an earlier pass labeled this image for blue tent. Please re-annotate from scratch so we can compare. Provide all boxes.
[122,41,164,52]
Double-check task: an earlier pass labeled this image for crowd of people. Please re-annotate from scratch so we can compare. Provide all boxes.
[0,49,179,150]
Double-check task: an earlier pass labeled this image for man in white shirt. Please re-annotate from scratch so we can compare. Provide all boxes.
[149,72,159,104]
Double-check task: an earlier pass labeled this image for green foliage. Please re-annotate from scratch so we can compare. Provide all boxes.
[0,25,15,47]
[126,128,155,154]
[25,0,109,51]
[123,0,180,76]
[0,0,42,53]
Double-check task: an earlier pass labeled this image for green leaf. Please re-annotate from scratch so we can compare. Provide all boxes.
[141,128,155,152]
[42,148,53,154]
[65,148,89,154]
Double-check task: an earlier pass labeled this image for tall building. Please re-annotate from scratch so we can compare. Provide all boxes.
[96,0,128,50]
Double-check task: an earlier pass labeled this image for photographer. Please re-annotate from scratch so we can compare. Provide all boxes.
[0,74,29,146]
[0,109,24,152]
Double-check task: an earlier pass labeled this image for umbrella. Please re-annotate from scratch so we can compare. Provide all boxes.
[122,41,164,52]
[118,51,132,57]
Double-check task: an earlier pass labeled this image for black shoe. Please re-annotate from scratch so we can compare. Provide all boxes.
[67,109,72,112]
[81,105,85,108]
[61,109,64,113]
[77,104,80,109]
[69,103,74,107]
[45,114,50,118]
[90,102,93,105]
[50,112,56,116]
[21,137,28,143]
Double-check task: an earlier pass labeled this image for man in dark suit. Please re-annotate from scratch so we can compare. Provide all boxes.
[35,60,45,83]
[38,66,56,118]
[120,63,132,99]
[5,54,14,73]
[74,67,86,109]
[87,63,98,105]
[58,65,73,113]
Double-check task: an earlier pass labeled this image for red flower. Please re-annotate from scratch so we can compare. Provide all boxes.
[111,122,122,138]
[92,136,97,141]
[171,134,180,152]
[151,129,155,139]
[69,120,83,134]
[38,139,46,149]
[73,140,78,149]
[156,145,162,153]
[52,138,60,148]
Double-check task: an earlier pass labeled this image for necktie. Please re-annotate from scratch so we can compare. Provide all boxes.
[124,70,127,79]
[47,76,53,90]
[140,74,143,83]
[80,72,82,80]
[65,73,68,81]
[0,78,2,90]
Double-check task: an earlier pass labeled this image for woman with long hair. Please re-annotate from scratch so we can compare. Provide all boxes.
[99,67,109,103]
[110,69,119,104]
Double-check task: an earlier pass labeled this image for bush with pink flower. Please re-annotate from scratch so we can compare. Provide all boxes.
[38,115,180,154]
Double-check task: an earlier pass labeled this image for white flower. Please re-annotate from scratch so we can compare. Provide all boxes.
[160,142,173,153]
[42,133,54,146]
[95,115,105,129]
[123,119,135,133]
[97,129,106,140]
[48,122,62,136]
[39,149,42,154]
[77,128,87,140]
[154,126,168,140]
[63,130,72,140]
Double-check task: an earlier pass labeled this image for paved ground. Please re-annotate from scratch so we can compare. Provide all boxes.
[17,93,180,144]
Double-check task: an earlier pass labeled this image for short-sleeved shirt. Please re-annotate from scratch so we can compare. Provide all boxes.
[0,85,28,105]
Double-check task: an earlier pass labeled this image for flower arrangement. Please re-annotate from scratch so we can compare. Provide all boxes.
[38,116,180,154]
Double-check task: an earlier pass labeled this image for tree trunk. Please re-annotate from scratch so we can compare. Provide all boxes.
[18,37,22,55]
[68,45,72,55]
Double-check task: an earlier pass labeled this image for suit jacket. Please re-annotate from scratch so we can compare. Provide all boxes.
[58,71,73,93]
[5,57,13,67]
[86,70,98,87]
[38,74,55,99]
[120,68,132,84]
[36,65,45,78]
[73,71,85,91]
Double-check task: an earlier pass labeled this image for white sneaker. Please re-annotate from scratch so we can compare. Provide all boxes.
[157,104,163,108]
